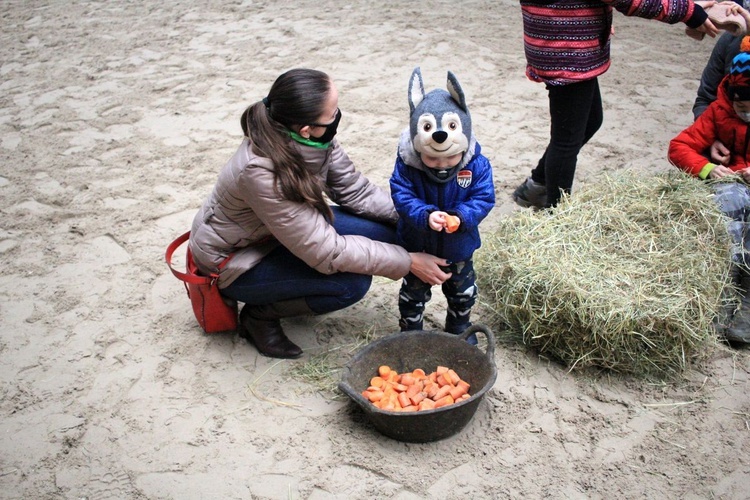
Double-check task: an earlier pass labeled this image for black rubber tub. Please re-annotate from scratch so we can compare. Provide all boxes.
[338,324,497,443]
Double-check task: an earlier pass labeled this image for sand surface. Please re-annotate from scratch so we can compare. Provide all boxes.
[1,1,749,498]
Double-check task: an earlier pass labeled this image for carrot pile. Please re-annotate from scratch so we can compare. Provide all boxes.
[361,365,471,412]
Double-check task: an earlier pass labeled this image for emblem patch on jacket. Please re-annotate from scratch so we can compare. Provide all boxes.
[457,169,472,188]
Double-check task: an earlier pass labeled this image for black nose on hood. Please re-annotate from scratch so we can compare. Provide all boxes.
[432,131,448,144]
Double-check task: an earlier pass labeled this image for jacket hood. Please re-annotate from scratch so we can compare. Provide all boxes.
[717,74,740,117]
[396,128,478,184]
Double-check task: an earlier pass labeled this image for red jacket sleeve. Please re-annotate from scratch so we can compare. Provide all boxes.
[668,107,719,177]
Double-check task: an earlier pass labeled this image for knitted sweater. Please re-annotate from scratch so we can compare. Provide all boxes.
[521,0,707,85]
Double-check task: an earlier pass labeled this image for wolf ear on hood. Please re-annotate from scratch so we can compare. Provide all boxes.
[408,67,426,114]
[446,71,468,114]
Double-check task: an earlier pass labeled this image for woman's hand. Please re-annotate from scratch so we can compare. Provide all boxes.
[690,1,720,39]
[695,17,720,38]
[408,252,451,286]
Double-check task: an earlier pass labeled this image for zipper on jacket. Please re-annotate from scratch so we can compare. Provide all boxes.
[437,183,446,257]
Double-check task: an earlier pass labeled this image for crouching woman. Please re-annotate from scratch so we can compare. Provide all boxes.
[189,68,451,358]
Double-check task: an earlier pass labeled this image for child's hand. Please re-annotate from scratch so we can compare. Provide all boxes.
[428,211,449,232]
[738,167,750,183]
[709,164,735,179]
[710,140,731,166]
[428,211,461,233]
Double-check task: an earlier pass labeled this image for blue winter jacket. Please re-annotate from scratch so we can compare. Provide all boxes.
[390,131,495,263]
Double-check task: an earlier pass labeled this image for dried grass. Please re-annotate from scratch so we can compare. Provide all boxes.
[476,171,733,378]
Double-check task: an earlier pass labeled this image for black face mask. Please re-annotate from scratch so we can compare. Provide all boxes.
[308,109,342,144]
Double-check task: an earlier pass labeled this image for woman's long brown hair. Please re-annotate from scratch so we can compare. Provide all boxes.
[241,68,333,220]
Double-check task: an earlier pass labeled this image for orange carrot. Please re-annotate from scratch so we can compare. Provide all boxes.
[434,395,455,408]
[392,383,408,392]
[400,373,415,386]
[363,389,384,402]
[447,369,461,385]
[409,392,426,406]
[397,392,411,408]
[370,376,386,389]
[456,379,470,393]
[425,382,439,399]
[434,385,453,401]
[437,373,453,387]
[378,365,391,378]
[405,383,421,398]
[444,214,460,233]
[449,385,467,400]
[436,366,449,375]
[419,398,436,411]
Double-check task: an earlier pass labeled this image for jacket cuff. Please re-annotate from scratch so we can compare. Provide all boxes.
[698,163,717,180]
[686,5,708,29]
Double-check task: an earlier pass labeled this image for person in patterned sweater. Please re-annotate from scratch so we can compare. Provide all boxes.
[512,0,719,210]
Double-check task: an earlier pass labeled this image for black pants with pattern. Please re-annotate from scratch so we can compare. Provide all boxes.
[398,259,477,334]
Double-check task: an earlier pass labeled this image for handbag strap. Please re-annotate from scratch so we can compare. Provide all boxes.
[165,231,214,284]
[166,231,236,284]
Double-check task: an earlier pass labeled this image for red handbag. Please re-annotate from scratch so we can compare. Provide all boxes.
[166,231,238,333]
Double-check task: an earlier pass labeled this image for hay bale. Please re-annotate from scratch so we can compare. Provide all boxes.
[476,171,731,378]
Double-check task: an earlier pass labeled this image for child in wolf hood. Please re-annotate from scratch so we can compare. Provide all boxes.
[390,68,495,344]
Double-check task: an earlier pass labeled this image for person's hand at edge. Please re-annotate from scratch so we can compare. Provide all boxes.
[408,252,451,286]
[710,139,731,165]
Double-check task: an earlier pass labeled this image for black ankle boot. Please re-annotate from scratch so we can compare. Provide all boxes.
[238,299,314,359]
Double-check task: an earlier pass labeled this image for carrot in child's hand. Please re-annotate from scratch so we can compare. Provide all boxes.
[444,214,460,233]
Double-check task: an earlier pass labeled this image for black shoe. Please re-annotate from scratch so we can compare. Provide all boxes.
[240,310,302,359]
[512,177,547,210]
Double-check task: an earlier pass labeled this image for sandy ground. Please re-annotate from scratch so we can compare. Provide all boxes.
[1,0,749,498]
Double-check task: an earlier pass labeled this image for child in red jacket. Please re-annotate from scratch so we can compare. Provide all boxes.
[669,35,750,344]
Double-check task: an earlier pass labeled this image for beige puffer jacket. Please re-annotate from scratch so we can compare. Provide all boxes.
[189,138,412,288]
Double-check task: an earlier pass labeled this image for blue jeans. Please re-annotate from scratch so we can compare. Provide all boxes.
[713,182,750,268]
[221,206,397,314]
